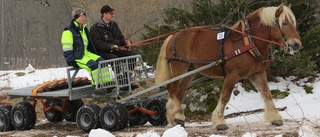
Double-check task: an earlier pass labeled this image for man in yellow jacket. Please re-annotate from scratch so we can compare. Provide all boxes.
[61,8,111,86]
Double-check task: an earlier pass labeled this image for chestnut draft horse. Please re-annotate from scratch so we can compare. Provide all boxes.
[155,4,302,130]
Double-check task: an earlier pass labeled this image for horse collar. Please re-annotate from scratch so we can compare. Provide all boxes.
[219,19,272,64]
[240,19,264,61]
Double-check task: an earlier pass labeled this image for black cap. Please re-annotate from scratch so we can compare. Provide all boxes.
[100,5,114,14]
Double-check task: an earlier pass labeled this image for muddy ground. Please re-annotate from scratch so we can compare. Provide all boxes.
[0,104,318,136]
[0,117,318,137]
[0,96,319,137]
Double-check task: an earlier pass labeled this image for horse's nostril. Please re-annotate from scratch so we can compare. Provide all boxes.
[293,43,301,51]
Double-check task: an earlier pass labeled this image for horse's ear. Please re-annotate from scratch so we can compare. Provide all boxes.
[276,3,284,18]
[288,3,291,9]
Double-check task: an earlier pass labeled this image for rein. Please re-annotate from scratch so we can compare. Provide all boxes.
[222,25,285,47]
[130,31,178,47]
[130,25,216,47]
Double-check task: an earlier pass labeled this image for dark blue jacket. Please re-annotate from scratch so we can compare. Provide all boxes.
[63,19,97,65]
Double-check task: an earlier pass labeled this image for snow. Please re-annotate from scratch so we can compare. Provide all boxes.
[162,125,188,137]
[0,65,319,137]
[136,130,161,137]
[89,129,115,137]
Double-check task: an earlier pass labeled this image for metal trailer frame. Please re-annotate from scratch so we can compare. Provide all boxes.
[0,54,220,132]
[3,54,219,102]
[3,55,148,100]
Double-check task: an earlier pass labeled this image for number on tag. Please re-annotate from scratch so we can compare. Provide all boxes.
[217,32,225,40]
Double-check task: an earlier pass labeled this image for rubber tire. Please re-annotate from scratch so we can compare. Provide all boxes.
[10,102,36,130]
[43,99,63,122]
[0,105,15,131]
[76,104,101,133]
[62,99,84,122]
[100,102,128,131]
[137,101,148,126]
[138,114,148,125]
[145,98,168,126]
[126,105,148,126]
[126,105,140,126]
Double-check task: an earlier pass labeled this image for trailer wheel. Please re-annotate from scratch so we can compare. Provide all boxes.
[43,99,63,122]
[62,99,84,122]
[126,105,148,126]
[138,102,149,126]
[145,98,168,126]
[10,102,36,130]
[100,102,128,131]
[76,104,101,133]
[138,114,148,125]
[0,105,15,131]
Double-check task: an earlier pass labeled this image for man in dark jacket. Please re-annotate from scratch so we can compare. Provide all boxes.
[90,5,138,90]
[90,5,137,59]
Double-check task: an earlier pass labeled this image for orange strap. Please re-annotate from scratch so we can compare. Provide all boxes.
[241,20,250,45]
[32,78,64,96]
[240,20,256,57]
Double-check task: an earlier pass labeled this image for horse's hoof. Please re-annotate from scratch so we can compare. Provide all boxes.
[174,118,185,127]
[216,124,229,130]
[271,120,283,126]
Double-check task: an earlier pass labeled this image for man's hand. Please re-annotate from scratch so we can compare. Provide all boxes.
[124,40,132,49]
[113,45,119,50]
[125,40,132,45]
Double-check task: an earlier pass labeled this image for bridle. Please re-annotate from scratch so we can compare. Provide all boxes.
[222,20,287,48]
[274,15,292,53]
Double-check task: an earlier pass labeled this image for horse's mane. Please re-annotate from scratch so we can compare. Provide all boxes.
[260,6,296,28]
[232,5,296,29]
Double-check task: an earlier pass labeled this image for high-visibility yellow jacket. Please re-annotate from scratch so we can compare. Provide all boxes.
[61,19,97,66]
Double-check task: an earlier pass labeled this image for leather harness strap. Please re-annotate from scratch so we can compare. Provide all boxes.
[240,20,263,60]
[223,19,272,63]
[166,18,274,68]
[224,43,256,61]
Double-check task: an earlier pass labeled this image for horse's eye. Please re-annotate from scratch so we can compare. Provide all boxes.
[282,22,288,26]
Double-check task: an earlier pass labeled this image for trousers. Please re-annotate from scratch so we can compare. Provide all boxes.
[75,51,111,85]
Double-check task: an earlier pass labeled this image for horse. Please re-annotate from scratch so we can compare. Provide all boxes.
[155,3,302,130]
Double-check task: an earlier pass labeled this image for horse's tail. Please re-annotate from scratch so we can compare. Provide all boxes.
[155,35,173,84]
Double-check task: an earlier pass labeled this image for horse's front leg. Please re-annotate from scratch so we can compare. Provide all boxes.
[249,71,283,126]
[212,74,238,130]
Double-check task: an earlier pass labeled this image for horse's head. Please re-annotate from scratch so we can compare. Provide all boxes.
[261,4,302,54]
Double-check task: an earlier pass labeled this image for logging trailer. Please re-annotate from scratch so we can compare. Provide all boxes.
[0,54,216,133]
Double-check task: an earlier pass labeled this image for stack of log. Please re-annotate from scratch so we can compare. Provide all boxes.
[32,77,91,95]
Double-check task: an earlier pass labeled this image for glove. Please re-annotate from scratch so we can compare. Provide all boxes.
[68,61,79,68]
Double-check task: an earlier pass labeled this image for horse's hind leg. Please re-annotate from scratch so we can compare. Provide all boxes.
[166,79,185,126]
[212,74,238,130]
[166,74,195,126]
[166,64,194,126]
[249,71,283,126]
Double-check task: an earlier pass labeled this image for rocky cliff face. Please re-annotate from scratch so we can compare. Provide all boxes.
[0,0,72,70]
[0,0,192,70]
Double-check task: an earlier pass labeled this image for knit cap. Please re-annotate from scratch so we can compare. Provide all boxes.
[72,8,86,19]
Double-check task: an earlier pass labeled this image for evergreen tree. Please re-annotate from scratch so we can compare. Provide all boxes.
[139,0,320,77]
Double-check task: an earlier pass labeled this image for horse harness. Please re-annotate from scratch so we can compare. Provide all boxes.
[167,18,273,76]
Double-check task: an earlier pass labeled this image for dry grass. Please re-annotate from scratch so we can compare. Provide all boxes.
[0,87,12,91]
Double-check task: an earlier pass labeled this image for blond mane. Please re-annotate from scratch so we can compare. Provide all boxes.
[232,5,296,29]
[259,6,296,28]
